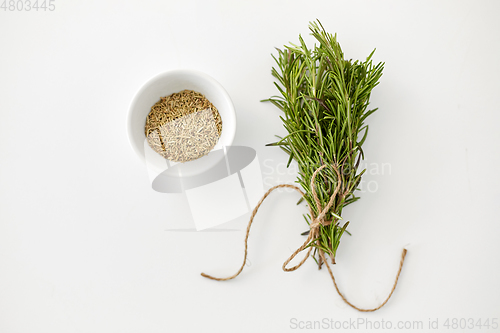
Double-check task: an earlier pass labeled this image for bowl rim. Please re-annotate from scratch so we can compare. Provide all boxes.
[127,69,237,169]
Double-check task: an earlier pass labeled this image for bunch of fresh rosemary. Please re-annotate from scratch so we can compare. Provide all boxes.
[264,20,384,265]
[202,22,406,311]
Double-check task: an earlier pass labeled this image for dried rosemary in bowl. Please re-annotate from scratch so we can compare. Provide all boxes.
[145,90,222,163]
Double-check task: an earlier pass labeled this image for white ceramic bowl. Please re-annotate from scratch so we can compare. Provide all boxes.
[127,70,236,177]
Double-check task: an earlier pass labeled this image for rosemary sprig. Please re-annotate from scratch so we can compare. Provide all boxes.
[263,20,384,264]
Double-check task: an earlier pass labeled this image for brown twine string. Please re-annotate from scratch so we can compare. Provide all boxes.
[319,247,407,312]
[201,164,407,312]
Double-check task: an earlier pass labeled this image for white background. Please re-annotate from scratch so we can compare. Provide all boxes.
[1,0,500,332]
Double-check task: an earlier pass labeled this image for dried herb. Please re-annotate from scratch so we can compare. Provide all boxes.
[145,90,222,162]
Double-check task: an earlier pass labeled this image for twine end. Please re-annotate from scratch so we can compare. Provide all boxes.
[201,272,215,280]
